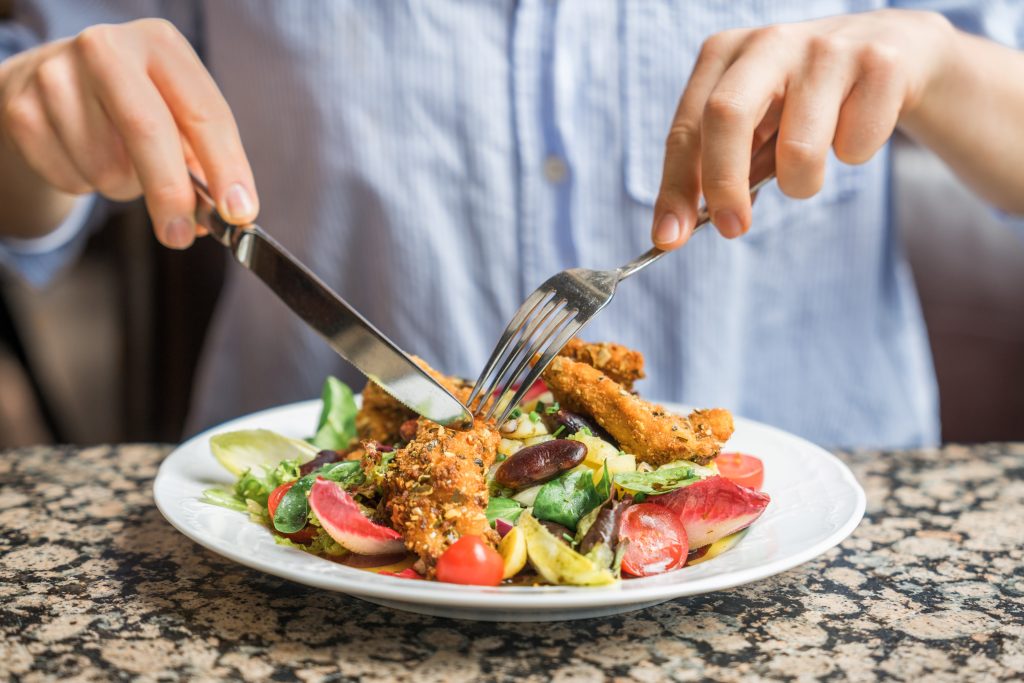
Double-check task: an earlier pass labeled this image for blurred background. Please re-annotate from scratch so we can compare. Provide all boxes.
[2,134,1023,448]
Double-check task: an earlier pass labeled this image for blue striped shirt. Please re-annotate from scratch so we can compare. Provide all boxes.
[2,1,1022,447]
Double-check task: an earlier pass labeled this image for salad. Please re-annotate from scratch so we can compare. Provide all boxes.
[203,340,770,586]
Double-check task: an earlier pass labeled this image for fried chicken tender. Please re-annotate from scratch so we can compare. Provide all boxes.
[356,380,414,444]
[381,418,501,572]
[559,338,646,390]
[355,356,473,444]
[543,355,733,466]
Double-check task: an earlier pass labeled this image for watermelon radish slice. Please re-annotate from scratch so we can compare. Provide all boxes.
[651,476,770,550]
[308,478,405,555]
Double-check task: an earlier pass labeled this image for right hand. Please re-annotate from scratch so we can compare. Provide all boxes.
[0,19,258,248]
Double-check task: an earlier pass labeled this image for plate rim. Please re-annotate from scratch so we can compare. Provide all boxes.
[154,399,866,610]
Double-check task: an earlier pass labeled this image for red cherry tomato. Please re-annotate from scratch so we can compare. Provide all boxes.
[267,481,295,518]
[282,525,318,545]
[619,503,688,577]
[435,536,504,586]
[716,452,764,490]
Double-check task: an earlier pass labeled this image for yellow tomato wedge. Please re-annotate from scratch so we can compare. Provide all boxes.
[687,530,747,566]
[498,527,528,579]
[595,453,636,485]
[367,555,416,574]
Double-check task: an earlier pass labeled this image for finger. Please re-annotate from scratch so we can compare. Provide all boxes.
[653,30,747,249]
[77,34,196,249]
[35,54,141,200]
[752,98,783,153]
[701,31,795,237]
[775,36,853,198]
[834,46,904,165]
[145,23,258,224]
[2,81,91,194]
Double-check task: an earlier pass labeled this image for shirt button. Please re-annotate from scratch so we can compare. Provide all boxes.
[543,155,568,184]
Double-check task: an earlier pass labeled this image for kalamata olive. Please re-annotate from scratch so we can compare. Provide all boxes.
[579,497,631,555]
[299,449,343,476]
[549,409,618,447]
[494,439,587,490]
[399,419,418,443]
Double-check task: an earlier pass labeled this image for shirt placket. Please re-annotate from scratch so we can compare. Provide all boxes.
[511,0,576,301]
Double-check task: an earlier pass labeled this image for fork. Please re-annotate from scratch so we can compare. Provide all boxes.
[467,146,777,425]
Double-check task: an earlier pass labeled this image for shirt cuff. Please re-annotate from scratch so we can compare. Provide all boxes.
[0,194,98,286]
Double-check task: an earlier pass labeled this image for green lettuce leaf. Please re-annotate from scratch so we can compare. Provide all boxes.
[233,457,301,507]
[200,487,247,512]
[485,496,525,526]
[310,377,358,450]
[532,464,610,531]
[613,466,700,495]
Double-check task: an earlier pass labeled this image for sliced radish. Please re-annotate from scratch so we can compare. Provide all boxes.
[308,478,405,555]
[652,476,770,550]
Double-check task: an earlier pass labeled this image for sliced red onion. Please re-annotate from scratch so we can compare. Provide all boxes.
[495,518,515,538]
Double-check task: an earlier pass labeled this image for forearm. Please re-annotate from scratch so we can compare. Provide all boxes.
[900,27,1024,214]
[0,135,78,238]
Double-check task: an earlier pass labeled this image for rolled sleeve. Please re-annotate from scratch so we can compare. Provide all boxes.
[0,194,100,286]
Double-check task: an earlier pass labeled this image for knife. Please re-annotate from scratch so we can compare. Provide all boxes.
[189,173,473,429]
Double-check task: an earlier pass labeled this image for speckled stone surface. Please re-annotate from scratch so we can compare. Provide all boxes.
[1,444,1022,682]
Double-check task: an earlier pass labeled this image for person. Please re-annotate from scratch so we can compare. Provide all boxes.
[1,2,1022,448]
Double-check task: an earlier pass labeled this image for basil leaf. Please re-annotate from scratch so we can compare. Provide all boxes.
[532,467,606,531]
[319,460,365,488]
[613,466,699,495]
[485,497,525,525]
[310,377,358,450]
[272,474,316,533]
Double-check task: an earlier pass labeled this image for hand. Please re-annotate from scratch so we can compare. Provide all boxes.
[651,9,954,248]
[0,19,258,248]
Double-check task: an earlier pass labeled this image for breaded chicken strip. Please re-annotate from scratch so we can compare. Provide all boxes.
[355,356,473,444]
[381,418,501,572]
[559,338,646,390]
[543,355,732,466]
[356,380,415,445]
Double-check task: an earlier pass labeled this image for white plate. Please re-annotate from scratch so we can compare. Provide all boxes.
[154,399,865,621]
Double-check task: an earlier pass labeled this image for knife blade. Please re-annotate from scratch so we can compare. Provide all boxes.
[190,174,473,429]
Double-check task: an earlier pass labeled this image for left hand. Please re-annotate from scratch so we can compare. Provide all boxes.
[651,9,954,248]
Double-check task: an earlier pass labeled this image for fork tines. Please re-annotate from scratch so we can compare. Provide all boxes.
[467,290,581,425]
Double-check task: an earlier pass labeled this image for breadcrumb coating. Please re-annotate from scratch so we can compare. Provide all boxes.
[559,338,646,390]
[355,356,473,445]
[381,418,501,572]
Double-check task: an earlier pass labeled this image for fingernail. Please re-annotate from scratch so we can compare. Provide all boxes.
[223,183,255,221]
[164,217,194,249]
[713,210,742,238]
[652,213,681,245]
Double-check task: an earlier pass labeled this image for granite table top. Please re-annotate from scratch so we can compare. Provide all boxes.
[1,443,1022,682]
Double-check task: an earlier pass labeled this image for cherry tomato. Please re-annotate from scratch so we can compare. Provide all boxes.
[619,503,688,577]
[267,481,295,518]
[282,525,318,545]
[716,452,764,490]
[435,536,504,586]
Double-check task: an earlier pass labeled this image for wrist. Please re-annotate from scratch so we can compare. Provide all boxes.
[898,11,959,133]
[0,141,80,239]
